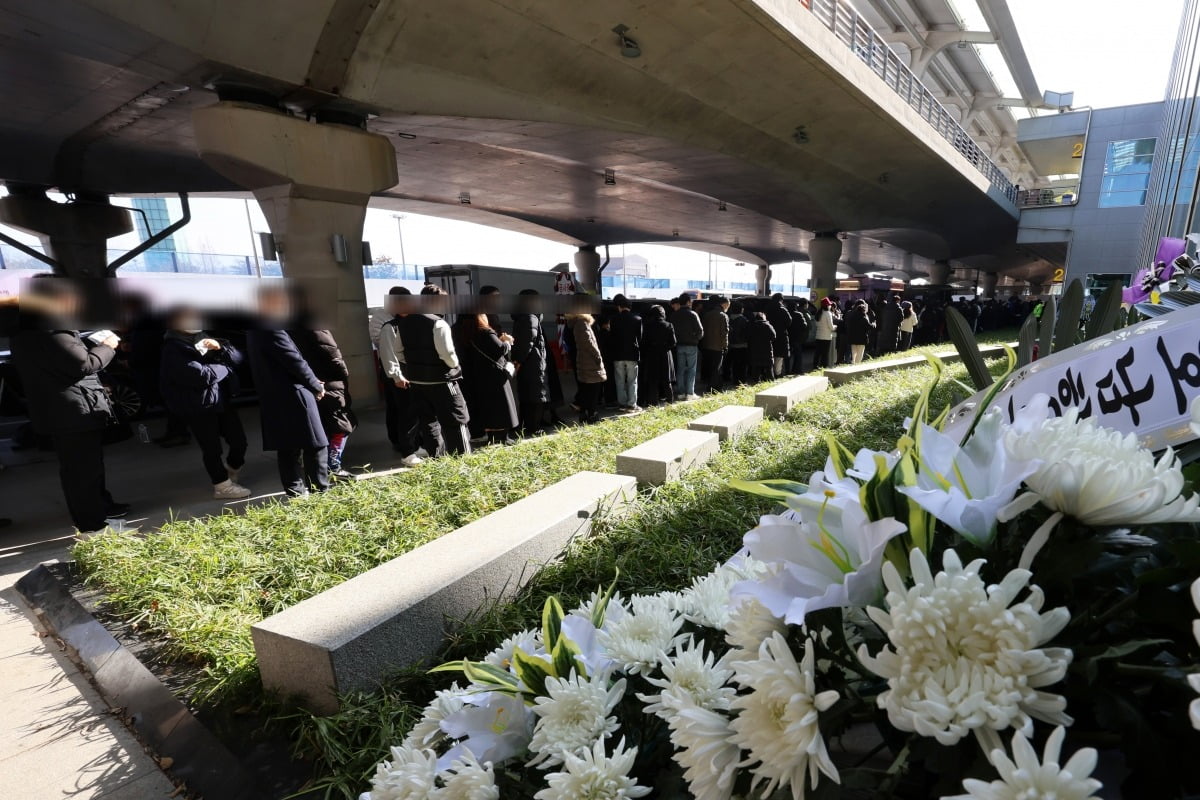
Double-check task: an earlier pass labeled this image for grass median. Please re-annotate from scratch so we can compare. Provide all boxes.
[287,359,1000,798]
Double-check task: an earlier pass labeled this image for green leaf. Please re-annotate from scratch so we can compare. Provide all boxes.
[1053,278,1085,352]
[945,306,993,390]
[825,432,857,480]
[728,478,809,503]
[463,659,522,689]
[1016,312,1038,366]
[1039,296,1057,357]
[956,346,1018,445]
[550,634,583,681]
[1085,280,1125,341]
[591,570,621,629]
[1084,638,1171,683]
[510,647,553,697]
[541,596,565,652]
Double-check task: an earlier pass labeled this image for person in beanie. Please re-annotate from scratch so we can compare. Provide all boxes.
[843,300,876,364]
[511,289,550,436]
[766,293,792,377]
[726,301,750,384]
[813,296,837,369]
[160,306,251,499]
[608,294,642,412]
[670,294,704,399]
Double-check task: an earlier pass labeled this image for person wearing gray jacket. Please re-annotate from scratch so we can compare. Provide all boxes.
[669,295,704,399]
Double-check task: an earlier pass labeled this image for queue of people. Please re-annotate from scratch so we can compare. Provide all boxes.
[3,275,1035,539]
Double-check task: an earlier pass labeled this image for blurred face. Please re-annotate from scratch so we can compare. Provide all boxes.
[258,288,292,322]
[171,309,203,333]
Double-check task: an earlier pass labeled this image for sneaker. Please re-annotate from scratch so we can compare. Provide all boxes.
[400,453,425,467]
[330,468,354,480]
[213,480,252,499]
[413,448,430,459]
[224,462,242,482]
[627,405,643,413]
[686,393,701,401]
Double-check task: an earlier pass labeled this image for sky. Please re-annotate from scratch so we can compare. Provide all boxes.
[0,0,1191,285]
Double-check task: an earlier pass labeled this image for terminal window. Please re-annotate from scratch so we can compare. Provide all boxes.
[1099,138,1156,208]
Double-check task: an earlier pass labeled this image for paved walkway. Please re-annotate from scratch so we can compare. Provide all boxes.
[0,406,409,799]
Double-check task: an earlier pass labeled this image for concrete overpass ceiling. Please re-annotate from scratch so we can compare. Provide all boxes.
[0,0,1028,271]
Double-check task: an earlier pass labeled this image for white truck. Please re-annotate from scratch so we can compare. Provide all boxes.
[423,264,575,299]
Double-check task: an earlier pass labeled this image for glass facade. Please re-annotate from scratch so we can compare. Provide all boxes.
[1139,0,1200,265]
[1099,138,1156,208]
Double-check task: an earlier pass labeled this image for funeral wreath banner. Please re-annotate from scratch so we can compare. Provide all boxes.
[943,300,1200,451]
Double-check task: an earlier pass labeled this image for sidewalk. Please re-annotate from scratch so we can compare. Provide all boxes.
[0,406,409,799]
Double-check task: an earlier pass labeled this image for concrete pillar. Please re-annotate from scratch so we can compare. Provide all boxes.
[840,235,860,271]
[929,260,952,285]
[980,271,998,298]
[901,252,914,279]
[808,233,843,297]
[755,265,772,295]
[0,187,132,278]
[192,102,398,403]
[573,246,602,293]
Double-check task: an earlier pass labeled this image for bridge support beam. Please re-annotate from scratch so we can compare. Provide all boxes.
[929,259,953,286]
[192,102,397,403]
[0,186,132,278]
[980,271,999,298]
[808,232,842,298]
[573,246,602,293]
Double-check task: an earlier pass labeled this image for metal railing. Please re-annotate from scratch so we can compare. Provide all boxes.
[800,0,1018,203]
[1016,186,1079,209]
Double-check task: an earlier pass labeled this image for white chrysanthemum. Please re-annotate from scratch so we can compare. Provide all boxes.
[528,670,626,768]
[404,685,467,749]
[364,743,438,800]
[667,699,742,800]
[943,726,1102,800]
[676,558,771,629]
[534,738,650,800]
[858,548,1073,754]
[434,751,499,800]
[637,637,734,720]
[597,593,684,675]
[483,629,541,670]
[729,633,840,799]
[1004,395,1200,528]
[1190,577,1200,731]
[724,596,787,656]
[572,590,628,623]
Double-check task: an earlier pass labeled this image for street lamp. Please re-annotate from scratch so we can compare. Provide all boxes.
[392,214,408,275]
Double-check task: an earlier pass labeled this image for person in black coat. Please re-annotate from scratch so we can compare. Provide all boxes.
[789,300,812,374]
[9,278,126,534]
[290,321,357,480]
[843,301,876,364]
[877,295,902,355]
[747,311,777,382]
[766,294,792,377]
[246,286,329,497]
[159,307,251,499]
[460,314,519,444]
[638,304,676,406]
[607,295,642,411]
[726,303,750,385]
[511,290,550,436]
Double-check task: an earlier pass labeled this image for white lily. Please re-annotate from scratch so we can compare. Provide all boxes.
[898,409,1040,547]
[1191,577,1200,731]
[438,691,534,771]
[733,485,907,625]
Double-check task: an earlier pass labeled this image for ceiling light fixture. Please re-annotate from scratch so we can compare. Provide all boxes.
[612,24,641,58]
[604,168,616,185]
[458,192,471,205]
[718,201,727,211]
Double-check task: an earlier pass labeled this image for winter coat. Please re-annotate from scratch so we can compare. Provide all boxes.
[899,311,919,333]
[10,323,115,435]
[570,317,606,384]
[700,309,730,352]
[608,310,642,362]
[245,327,328,451]
[463,327,519,430]
[747,319,777,369]
[766,303,792,360]
[159,332,242,417]
[789,310,811,349]
[877,302,902,351]
[511,313,550,404]
[843,309,876,346]
[669,308,704,346]
[639,316,677,404]
[728,313,749,349]
[814,308,836,341]
[290,327,356,435]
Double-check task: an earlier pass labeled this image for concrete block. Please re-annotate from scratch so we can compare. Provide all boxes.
[615,429,721,486]
[754,375,830,416]
[823,343,1011,386]
[251,471,638,714]
[688,405,764,442]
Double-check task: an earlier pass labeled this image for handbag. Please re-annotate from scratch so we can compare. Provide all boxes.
[473,341,516,380]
